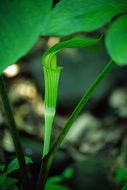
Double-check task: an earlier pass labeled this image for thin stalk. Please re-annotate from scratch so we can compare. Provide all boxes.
[50,60,114,156]
[36,154,52,190]
[36,60,114,190]
[0,75,29,190]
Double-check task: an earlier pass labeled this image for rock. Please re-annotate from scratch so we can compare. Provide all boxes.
[65,113,101,145]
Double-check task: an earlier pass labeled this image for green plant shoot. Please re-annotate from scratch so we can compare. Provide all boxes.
[42,37,99,156]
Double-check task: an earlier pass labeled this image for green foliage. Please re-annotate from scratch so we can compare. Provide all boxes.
[122,183,127,190]
[0,174,18,190]
[0,157,32,190]
[1,0,127,189]
[0,163,5,171]
[0,175,17,186]
[5,157,33,175]
[115,167,127,182]
[42,0,127,36]
[45,183,69,190]
[106,14,127,65]
[2,186,20,190]
[114,167,127,190]
[0,0,52,74]
[62,167,74,179]
[1,0,127,72]
[45,167,73,190]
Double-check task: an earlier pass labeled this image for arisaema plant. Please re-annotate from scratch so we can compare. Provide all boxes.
[34,36,114,190]
[41,37,100,156]
[1,1,127,190]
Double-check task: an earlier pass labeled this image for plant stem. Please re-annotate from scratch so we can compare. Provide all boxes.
[0,75,29,190]
[36,154,53,190]
[36,60,114,190]
[50,60,114,156]
[43,111,55,156]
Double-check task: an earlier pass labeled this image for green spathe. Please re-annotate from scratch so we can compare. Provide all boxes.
[42,36,99,156]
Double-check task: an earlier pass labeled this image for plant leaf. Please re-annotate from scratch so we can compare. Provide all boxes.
[0,174,17,186]
[62,167,73,179]
[0,0,52,74]
[115,167,127,182]
[121,183,127,190]
[0,163,5,171]
[47,167,73,184]
[47,176,63,184]
[5,157,33,175]
[45,183,70,190]
[106,14,127,65]
[3,186,20,190]
[42,0,127,36]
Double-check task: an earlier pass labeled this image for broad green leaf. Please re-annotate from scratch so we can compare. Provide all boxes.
[106,14,127,65]
[0,174,17,186]
[42,0,127,36]
[0,0,52,74]
[5,157,33,175]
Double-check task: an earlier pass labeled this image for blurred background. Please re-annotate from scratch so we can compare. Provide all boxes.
[1,34,127,190]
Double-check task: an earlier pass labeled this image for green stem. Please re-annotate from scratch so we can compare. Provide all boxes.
[50,60,114,156]
[0,75,29,190]
[36,154,52,190]
[43,110,55,156]
[36,60,114,190]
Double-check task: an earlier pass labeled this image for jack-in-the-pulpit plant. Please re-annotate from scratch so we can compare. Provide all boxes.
[35,37,114,190]
[42,37,99,156]
[1,0,127,190]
